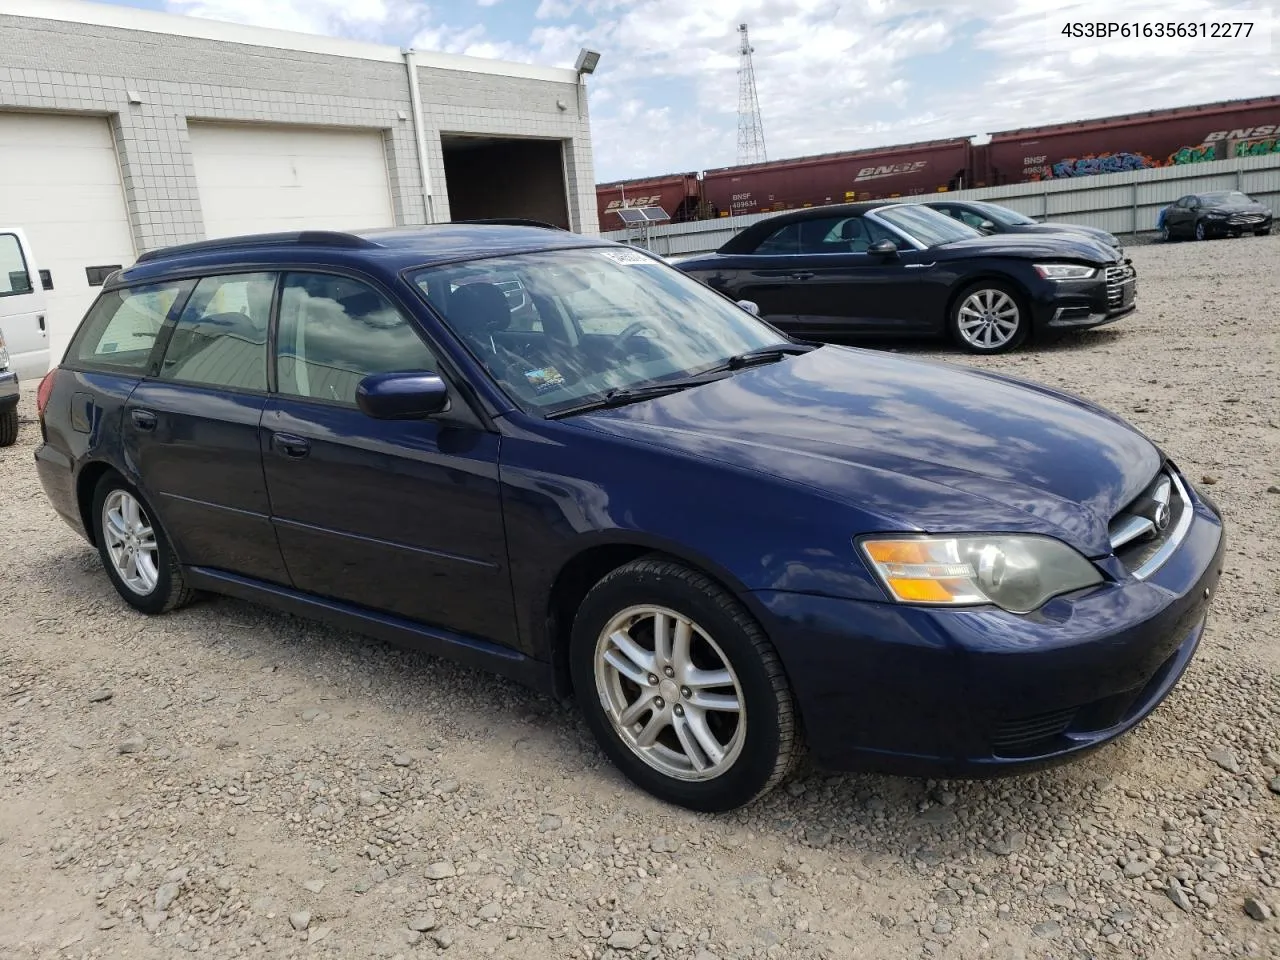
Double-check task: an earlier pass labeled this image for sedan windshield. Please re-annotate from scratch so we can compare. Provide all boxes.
[974,202,1037,226]
[1201,191,1253,204]
[874,204,980,247]
[412,247,791,415]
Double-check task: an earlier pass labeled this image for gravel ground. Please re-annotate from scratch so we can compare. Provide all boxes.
[2,234,1278,960]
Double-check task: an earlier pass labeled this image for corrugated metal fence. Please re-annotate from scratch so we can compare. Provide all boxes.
[603,153,1280,257]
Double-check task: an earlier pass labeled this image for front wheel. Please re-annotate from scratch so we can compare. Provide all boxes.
[92,473,194,615]
[1194,220,1207,241]
[949,282,1028,354]
[1160,223,1175,242]
[570,557,800,811]
[0,405,17,447]
[1258,228,1272,237]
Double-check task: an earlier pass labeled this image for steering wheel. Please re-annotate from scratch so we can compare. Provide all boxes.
[609,320,664,363]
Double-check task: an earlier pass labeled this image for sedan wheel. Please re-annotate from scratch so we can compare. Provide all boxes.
[952,285,1026,354]
[92,473,195,615]
[570,557,799,811]
[1160,223,1173,242]
[594,604,746,781]
[1195,220,1207,241]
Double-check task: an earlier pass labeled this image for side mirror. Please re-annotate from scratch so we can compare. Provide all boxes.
[868,239,899,255]
[978,220,997,234]
[736,299,760,316]
[356,371,449,420]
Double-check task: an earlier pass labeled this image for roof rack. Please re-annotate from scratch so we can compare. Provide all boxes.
[456,218,567,230]
[134,230,376,264]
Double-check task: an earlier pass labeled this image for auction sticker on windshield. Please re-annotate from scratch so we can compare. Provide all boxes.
[598,249,654,266]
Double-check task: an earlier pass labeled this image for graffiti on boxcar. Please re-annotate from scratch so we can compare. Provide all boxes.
[1050,152,1156,178]
[1168,143,1217,165]
[1235,137,1280,157]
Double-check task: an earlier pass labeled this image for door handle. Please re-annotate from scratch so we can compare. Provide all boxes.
[272,433,311,459]
[130,408,157,431]
[788,271,815,280]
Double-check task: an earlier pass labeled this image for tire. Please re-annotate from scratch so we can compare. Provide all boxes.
[949,281,1029,354]
[0,405,17,447]
[1160,223,1175,242]
[1194,220,1207,241]
[1258,228,1272,237]
[91,472,194,615]
[570,556,800,811]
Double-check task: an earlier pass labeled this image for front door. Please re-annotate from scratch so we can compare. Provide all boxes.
[260,271,517,648]
[123,271,289,584]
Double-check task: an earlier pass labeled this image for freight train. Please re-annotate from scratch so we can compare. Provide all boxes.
[596,95,1280,229]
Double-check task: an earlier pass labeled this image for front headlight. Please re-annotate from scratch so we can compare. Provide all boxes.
[1033,263,1097,280]
[860,535,1103,614]
[0,331,9,371]
[1205,210,1228,218]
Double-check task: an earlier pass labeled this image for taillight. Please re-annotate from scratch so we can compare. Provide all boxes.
[36,369,57,420]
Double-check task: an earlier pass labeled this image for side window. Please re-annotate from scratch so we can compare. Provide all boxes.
[752,223,800,255]
[800,217,861,253]
[957,210,991,229]
[0,233,32,296]
[68,282,188,372]
[157,273,273,391]
[277,273,438,407]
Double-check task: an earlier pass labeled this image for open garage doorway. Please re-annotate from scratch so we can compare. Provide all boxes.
[441,135,570,229]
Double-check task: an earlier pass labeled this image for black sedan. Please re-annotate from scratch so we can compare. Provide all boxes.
[923,199,1122,253]
[677,203,1136,354]
[1160,191,1273,241]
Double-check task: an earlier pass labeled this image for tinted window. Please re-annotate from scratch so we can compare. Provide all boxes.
[753,223,800,254]
[801,216,900,253]
[158,273,273,392]
[1200,191,1252,204]
[0,233,31,297]
[277,273,437,407]
[68,282,188,372]
[875,205,979,246]
[955,209,993,229]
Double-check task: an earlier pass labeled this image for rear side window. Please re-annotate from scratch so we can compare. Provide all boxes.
[753,223,799,255]
[68,282,188,372]
[0,233,33,296]
[158,273,274,392]
[276,273,437,407]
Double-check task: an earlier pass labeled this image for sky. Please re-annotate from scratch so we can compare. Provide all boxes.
[94,0,1279,182]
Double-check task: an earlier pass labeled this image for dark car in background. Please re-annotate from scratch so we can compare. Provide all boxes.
[34,225,1222,811]
[922,199,1122,253]
[677,203,1136,353]
[1160,191,1273,241]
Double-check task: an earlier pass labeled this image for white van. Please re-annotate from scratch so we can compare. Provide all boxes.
[0,228,51,382]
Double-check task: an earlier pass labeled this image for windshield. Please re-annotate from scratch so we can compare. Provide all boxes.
[874,204,980,247]
[412,247,790,415]
[1201,191,1253,204]
[973,201,1037,226]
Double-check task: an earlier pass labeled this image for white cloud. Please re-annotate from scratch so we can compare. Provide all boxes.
[477,0,504,6]
[535,0,578,17]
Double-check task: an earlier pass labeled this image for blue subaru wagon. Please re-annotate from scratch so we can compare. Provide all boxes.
[34,224,1225,811]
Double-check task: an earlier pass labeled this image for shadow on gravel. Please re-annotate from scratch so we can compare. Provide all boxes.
[817,326,1128,357]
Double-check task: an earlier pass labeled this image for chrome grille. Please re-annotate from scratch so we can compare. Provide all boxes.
[1108,469,1192,579]
[1105,262,1135,307]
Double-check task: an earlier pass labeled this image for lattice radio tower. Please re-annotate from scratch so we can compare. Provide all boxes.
[736,23,767,165]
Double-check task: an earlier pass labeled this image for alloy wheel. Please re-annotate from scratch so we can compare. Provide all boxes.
[102,489,160,595]
[957,289,1020,350]
[593,604,746,781]
[1195,221,1206,241]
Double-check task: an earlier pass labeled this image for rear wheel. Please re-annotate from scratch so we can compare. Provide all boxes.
[92,473,194,615]
[949,282,1028,354]
[0,405,17,447]
[570,557,799,811]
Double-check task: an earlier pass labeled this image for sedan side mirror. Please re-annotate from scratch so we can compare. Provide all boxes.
[978,220,997,234]
[868,239,899,255]
[357,371,450,420]
[736,299,760,316]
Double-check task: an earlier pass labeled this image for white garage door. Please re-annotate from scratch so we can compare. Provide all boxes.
[189,123,396,238]
[0,113,136,369]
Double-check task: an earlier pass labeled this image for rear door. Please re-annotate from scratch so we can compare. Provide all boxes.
[260,271,517,647]
[123,271,289,584]
[720,221,802,326]
[0,229,49,381]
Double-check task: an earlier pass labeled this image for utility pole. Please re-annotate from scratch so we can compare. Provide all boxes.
[736,23,767,165]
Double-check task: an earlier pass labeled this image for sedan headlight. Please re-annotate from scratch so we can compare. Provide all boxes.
[860,535,1103,614]
[1204,210,1229,218]
[1033,263,1097,280]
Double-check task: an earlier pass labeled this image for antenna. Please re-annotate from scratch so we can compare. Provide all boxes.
[736,23,767,165]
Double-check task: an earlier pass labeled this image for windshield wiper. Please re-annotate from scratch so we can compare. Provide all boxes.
[546,379,713,419]
[712,342,817,372]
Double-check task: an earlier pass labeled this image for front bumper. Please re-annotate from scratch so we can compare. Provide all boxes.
[753,478,1225,777]
[1034,266,1137,331]
[1205,214,1273,236]
[0,370,18,408]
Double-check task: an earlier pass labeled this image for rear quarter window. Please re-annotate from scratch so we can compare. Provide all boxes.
[67,281,190,373]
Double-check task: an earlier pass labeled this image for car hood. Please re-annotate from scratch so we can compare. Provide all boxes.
[1018,223,1117,243]
[571,346,1160,556]
[1205,202,1271,215]
[936,232,1118,262]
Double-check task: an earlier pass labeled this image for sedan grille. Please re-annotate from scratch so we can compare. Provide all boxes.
[1227,213,1265,224]
[1108,468,1192,578]
[991,708,1076,756]
[1104,262,1136,307]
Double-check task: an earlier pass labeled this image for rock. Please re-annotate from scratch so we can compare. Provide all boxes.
[1267,485,1280,494]
[650,836,675,854]
[608,930,645,950]
[392,753,412,767]
[154,883,180,911]
[300,708,327,721]
[1110,907,1135,924]
[1208,745,1242,774]
[1195,882,1219,908]
[1200,475,1218,485]
[1123,859,1154,878]
[918,807,956,826]
[1167,879,1192,912]
[302,879,325,894]
[88,689,113,703]
[935,890,960,907]
[933,920,953,935]
[538,814,562,833]
[425,861,456,880]
[142,911,165,933]
[1043,884,1074,909]
[431,930,455,949]
[1268,776,1280,795]
[477,903,502,920]
[216,737,238,750]
[358,790,379,806]
[1032,920,1061,939]
[123,863,143,885]
[437,779,460,795]
[289,911,311,931]
[117,739,146,755]
[408,912,437,932]
[1244,897,1272,921]
[693,952,721,960]
[804,825,832,848]
[990,832,1026,856]
[308,926,330,943]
